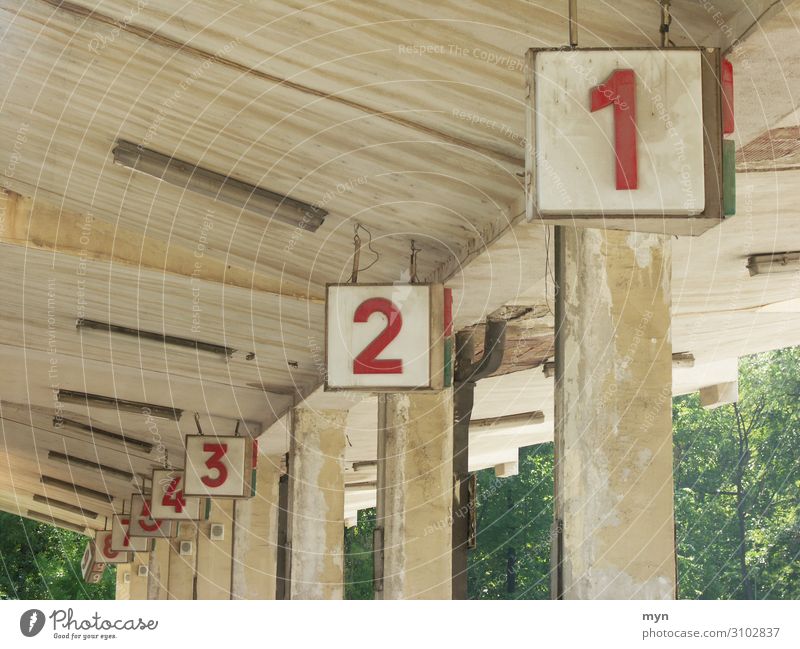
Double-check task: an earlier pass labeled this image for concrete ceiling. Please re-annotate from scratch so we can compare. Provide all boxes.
[1,0,798,530]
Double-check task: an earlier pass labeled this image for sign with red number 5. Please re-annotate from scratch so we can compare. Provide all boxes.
[526,47,729,235]
[110,514,150,553]
[325,284,446,391]
[127,493,176,538]
[183,436,257,498]
[150,468,204,520]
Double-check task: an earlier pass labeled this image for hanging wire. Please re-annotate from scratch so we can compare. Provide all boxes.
[163,448,170,470]
[349,223,380,283]
[234,420,241,437]
[409,240,421,284]
[193,412,204,436]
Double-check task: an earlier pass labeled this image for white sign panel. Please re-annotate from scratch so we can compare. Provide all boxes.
[128,493,176,538]
[533,49,705,215]
[110,514,150,553]
[326,284,444,390]
[150,469,204,520]
[183,435,255,498]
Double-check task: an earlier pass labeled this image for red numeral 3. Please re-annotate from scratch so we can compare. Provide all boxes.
[201,443,228,488]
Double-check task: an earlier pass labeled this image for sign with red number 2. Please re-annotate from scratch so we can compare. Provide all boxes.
[325,284,447,391]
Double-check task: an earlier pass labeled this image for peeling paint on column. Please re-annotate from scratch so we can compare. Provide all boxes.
[289,409,346,600]
[557,228,675,600]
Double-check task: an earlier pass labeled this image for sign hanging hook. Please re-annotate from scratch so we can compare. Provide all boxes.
[409,240,421,284]
[568,0,578,47]
[194,412,204,436]
[660,0,672,48]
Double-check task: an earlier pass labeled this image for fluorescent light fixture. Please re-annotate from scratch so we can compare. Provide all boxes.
[54,416,154,454]
[76,318,236,358]
[27,510,89,534]
[112,140,327,231]
[47,451,135,482]
[33,494,98,519]
[57,389,182,421]
[747,251,800,276]
[40,475,114,502]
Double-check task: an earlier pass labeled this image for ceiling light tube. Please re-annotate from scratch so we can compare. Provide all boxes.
[54,416,154,454]
[33,494,98,519]
[57,389,182,420]
[76,318,236,358]
[112,140,327,232]
[747,251,800,276]
[47,451,135,482]
[40,475,114,502]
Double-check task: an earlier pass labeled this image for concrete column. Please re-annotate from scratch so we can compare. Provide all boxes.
[195,500,234,599]
[377,390,454,600]
[287,408,346,600]
[147,538,170,600]
[166,522,198,600]
[128,552,149,600]
[114,563,130,600]
[231,453,282,599]
[554,227,675,599]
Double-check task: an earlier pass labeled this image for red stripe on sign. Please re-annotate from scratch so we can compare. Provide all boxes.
[444,288,453,337]
[252,439,259,469]
[722,58,734,135]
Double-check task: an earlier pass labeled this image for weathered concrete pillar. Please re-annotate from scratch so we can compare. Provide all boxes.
[231,453,282,599]
[166,522,198,600]
[554,227,675,599]
[377,390,454,599]
[286,408,347,600]
[195,500,234,599]
[147,538,170,600]
[115,563,130,600]
[128,552,149,600]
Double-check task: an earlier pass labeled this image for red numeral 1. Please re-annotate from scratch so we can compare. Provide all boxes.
[591,69,638,190]
[201,443,228,488]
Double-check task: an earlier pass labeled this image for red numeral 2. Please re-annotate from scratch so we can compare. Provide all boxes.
[163,476,186,513]
[591,69,638,190]
[352,298,403,374]
[201,443,228,488]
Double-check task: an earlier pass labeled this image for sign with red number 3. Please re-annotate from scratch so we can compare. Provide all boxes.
[325,284,446,391]
[183,436,256,498]
[150,468,204,520]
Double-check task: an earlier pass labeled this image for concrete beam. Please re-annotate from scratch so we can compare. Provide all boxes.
[495,461,519,478]
[700,381,739,409]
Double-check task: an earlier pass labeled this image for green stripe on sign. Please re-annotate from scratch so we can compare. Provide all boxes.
[444,338,453,388]
[723,139,736,216]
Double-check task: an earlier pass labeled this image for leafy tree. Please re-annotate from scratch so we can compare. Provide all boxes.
[344,508,375,599]
[0,513,115,599]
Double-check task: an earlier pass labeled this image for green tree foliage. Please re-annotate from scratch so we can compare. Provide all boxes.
[468,443,553,599]
[344,508,376,600]
[0,513,115,600]
[674,347,800,599]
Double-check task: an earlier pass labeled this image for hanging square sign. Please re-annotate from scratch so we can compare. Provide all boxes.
[526,47,727,235]
[110,513,150,553]
[150,468,205,520]
[183,436,256,498]
[127,493,176,538]
[325,283,446,391]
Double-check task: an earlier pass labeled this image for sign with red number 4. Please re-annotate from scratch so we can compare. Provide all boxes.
[150,468,204,520]
[325,283,446,391]
[183,436,256,498]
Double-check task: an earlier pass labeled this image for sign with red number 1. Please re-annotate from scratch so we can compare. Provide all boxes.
[325,283,446,391]
[183,436,257,498]
[526,47,729,235]
[150,468,204,520]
